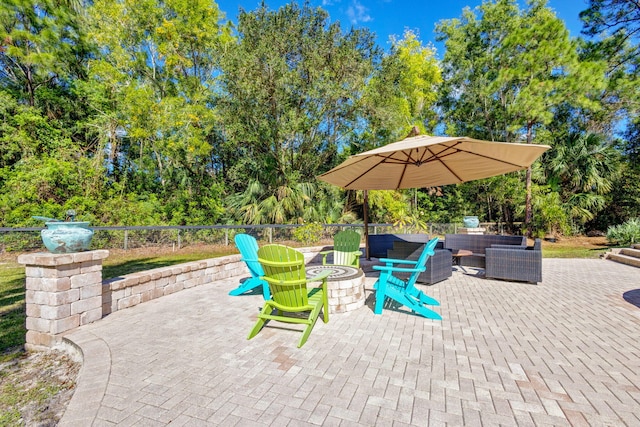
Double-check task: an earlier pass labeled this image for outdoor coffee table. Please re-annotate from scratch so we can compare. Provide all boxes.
[451,249,473,272]
[305,265,365,314]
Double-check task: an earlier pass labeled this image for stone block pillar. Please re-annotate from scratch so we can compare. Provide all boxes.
[18,250,109,351]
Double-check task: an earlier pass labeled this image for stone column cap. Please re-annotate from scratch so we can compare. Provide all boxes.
[18,250,110,266]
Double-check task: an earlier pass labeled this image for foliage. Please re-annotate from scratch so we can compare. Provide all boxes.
[0,0,91,106]
[436,0,607,231]
[580,0,640,54]
[606,217,640,245]
[0,155,103,226]
[217,2,379,224]
[0,0,639,237]
[362,29,442,145]
[589,163,640,230]
[531,187,571,238]
[543,132,619,229]
[292,222,324,244]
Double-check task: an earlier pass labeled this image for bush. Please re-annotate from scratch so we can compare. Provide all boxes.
[606,218,640,246]
[293,222,323,244]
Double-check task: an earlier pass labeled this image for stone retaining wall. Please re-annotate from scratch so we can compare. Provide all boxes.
[102,255,246,315]
[19,246,329,350]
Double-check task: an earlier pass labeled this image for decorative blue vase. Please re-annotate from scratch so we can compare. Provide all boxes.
[463,216,479,228]
[41,221,94,253]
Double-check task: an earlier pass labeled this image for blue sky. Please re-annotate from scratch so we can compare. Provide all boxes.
[215,0,589,55]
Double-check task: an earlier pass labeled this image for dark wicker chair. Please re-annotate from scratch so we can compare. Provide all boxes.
[387,240,452,284]
[444,234,527,268]
[485,238,542,283]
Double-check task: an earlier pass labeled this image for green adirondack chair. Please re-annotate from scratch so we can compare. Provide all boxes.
[320,230,362,267]
[248,244,331,348]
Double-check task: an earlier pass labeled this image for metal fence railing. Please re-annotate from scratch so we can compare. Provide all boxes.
[0,222,521,253]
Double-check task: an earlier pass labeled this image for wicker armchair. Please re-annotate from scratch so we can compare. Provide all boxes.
[386,240,452,284]
[485,239,542,283]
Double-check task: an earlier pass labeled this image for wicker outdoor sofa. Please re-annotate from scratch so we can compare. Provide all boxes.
[444,233,542,283]
[369,234,452,284]
[443,233,527,268]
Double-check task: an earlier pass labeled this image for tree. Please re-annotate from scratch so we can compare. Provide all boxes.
[218,1,379,224]
[362,29,442,145]
[436,0,606,235]
[545,132,619,227]
[0,0,104,224]
[85,0,232,224]
[0,0,90,106]
[581,0,640,59]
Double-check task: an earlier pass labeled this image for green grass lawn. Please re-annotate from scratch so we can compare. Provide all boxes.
[0,264,27,363]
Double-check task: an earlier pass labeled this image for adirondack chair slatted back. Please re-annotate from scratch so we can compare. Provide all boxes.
[235,234,264,278]
[333,230,361,266]
[321,230,362,267]
[405,237,438,289]
[258,245,309,309]
[229,234,270,299]
[372,236,442,319]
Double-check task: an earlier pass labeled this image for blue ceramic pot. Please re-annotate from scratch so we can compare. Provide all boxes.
[463,216,479,228]
[41,221,94,253]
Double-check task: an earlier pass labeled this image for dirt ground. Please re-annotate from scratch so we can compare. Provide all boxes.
[0,350,80,426]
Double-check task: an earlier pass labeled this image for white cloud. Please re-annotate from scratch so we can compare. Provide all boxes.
[346,0,372,25]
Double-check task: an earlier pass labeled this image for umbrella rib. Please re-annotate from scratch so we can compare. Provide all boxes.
[422,142,531,168]
[457,149,530,168]
[340,154,390,188]
[425,146,464,182]
[395,160,409,189]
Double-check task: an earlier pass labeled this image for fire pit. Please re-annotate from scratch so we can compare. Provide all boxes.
[305,265,365,314]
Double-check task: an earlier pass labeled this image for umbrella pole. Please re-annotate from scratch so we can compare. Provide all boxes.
[363,190,370,260]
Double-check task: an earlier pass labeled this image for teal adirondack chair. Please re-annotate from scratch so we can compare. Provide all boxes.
[248,244,330,348]
[373,237,442,320]
[229,234,270,300]
[320,230,362,267]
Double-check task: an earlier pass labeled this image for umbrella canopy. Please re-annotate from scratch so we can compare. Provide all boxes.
[317,134,551,258]
[318,134,550,190]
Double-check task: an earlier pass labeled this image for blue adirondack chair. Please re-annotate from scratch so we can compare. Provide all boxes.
[373,237,442,320]
[229,234,270,300]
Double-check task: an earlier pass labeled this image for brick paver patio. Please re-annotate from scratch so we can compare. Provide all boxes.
[60,259,640,426]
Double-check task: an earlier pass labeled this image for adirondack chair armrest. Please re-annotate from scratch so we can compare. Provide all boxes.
[373,265,426,274]
[307,269,332,283]
[378,257,419,266]
[319,250,331,264]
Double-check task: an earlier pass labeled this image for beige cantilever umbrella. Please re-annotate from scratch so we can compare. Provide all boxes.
[317,134,551,257]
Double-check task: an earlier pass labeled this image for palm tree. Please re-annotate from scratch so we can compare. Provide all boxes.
[545,132,620,226]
